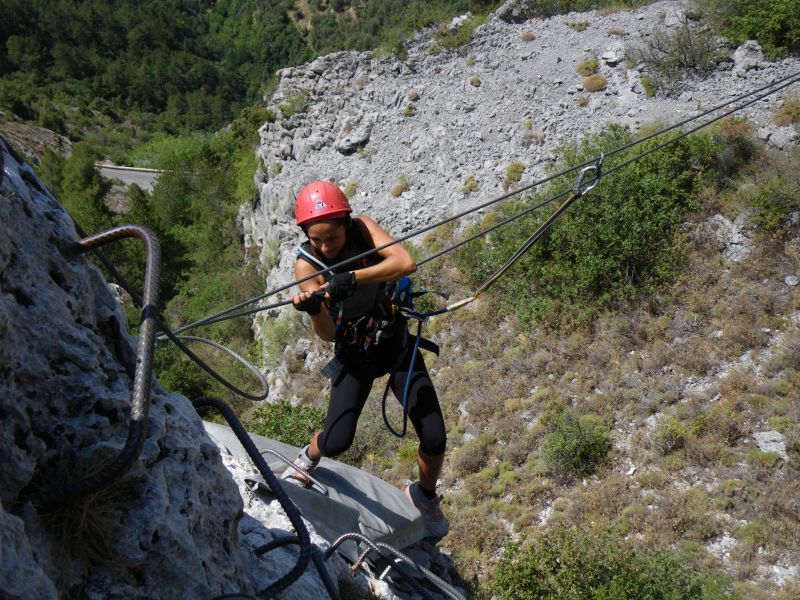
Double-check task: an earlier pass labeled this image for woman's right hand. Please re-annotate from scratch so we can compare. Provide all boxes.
[292,290,323,315]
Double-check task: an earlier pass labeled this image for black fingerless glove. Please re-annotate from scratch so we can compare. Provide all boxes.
[293,293,323,315]
[326,272,358,302]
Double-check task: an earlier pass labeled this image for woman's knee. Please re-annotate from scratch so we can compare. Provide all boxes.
[317,429,355,457]
[420,430,446,456]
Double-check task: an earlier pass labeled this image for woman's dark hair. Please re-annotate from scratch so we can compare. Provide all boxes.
[300,214,352,236]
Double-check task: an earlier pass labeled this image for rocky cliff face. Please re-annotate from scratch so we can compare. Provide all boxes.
[244,0,798,294]
[0,139,359,598]
[0,139,249,597]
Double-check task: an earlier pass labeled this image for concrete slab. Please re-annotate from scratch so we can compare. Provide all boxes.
[203,421,428,555]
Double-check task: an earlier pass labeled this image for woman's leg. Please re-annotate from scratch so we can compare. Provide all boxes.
[312,365,374,459]
[389,350,447,492]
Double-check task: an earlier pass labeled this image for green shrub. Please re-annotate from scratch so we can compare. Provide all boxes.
[568,21,588,32]
[740,168,799,230]
[452,432,495,477]
[391,174,410,197]
[641,76,659,97]
[455,123,740,327]
[774,93,800,126]
[433,14,488,49]
[462,174,479,192]
[59,143,113,234]
[575,57,598,76]
[245,401,326,448]
[541,412,611,480]
[229,104,276,146]
[279,89,311,118]
[696,0,800,58]
[503,160,525,190]
[631,19,724,84]
[487,526,734,599]
[343,180,359,198]
[651,416,687,455]
[746,449,781,467]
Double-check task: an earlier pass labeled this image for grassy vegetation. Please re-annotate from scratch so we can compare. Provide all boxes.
[246,401,326,447]
[490,527,734,599]
[456,123,750,328]
[630,17,725,90]
[695,0,800,58]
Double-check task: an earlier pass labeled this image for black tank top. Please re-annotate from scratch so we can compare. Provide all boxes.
[296,218,386,321]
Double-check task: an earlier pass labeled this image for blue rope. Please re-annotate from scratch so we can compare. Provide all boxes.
[382,319,424,438]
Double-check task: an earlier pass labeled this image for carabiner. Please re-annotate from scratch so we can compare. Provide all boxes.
[572,152,604,196]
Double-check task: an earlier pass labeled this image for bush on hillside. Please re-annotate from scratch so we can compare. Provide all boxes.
[488,526,734,599]
[246,401,326,448]
[695,0,800,58]
[581,74,607,92]
[630,18,724,86]
[455,123,750,327]
[541,412,611,480]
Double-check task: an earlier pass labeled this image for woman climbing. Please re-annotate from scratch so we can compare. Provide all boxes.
[282,180,449,539]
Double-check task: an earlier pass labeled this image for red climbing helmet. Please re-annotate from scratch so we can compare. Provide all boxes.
[294,180,352,226]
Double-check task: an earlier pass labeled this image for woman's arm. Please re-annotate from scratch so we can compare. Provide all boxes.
[294,259,336,342]
[345,215,416,285]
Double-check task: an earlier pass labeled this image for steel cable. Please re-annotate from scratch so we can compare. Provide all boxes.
[373,542,465,600]
[69,220,268,401]
[324,533,438,600]
[32,225,160,510]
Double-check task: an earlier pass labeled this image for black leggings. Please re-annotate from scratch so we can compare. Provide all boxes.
[316,346,447,457]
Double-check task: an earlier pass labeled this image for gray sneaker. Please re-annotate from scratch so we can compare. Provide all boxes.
[404,481,449,539]
[280,445,319,488]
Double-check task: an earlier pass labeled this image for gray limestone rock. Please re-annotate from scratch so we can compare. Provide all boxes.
[753,431,789,461]
[733,40,765,76]
[0,139,340,599]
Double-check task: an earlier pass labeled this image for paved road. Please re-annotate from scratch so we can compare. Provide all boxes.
[97,165,161,192]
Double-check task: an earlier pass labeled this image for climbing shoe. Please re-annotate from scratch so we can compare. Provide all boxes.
[280,445,319,488]
[404,481,449,539]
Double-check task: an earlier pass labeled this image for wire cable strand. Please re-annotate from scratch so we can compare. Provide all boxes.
[32,225,161,511]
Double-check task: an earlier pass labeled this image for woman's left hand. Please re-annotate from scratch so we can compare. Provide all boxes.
[324,272,357,301]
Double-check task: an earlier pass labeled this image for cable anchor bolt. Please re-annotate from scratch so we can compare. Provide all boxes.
[572,152,604,196]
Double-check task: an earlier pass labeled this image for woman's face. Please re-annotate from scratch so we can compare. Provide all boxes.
[306,221,347,260]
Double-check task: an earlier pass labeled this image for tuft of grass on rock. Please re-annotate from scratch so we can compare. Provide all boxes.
[576,57,599,77]
[773,93,800,126]
[391,174,410,197]
[582,74,607,92]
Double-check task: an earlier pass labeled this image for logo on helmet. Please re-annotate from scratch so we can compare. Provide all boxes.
[314,200,327,210]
